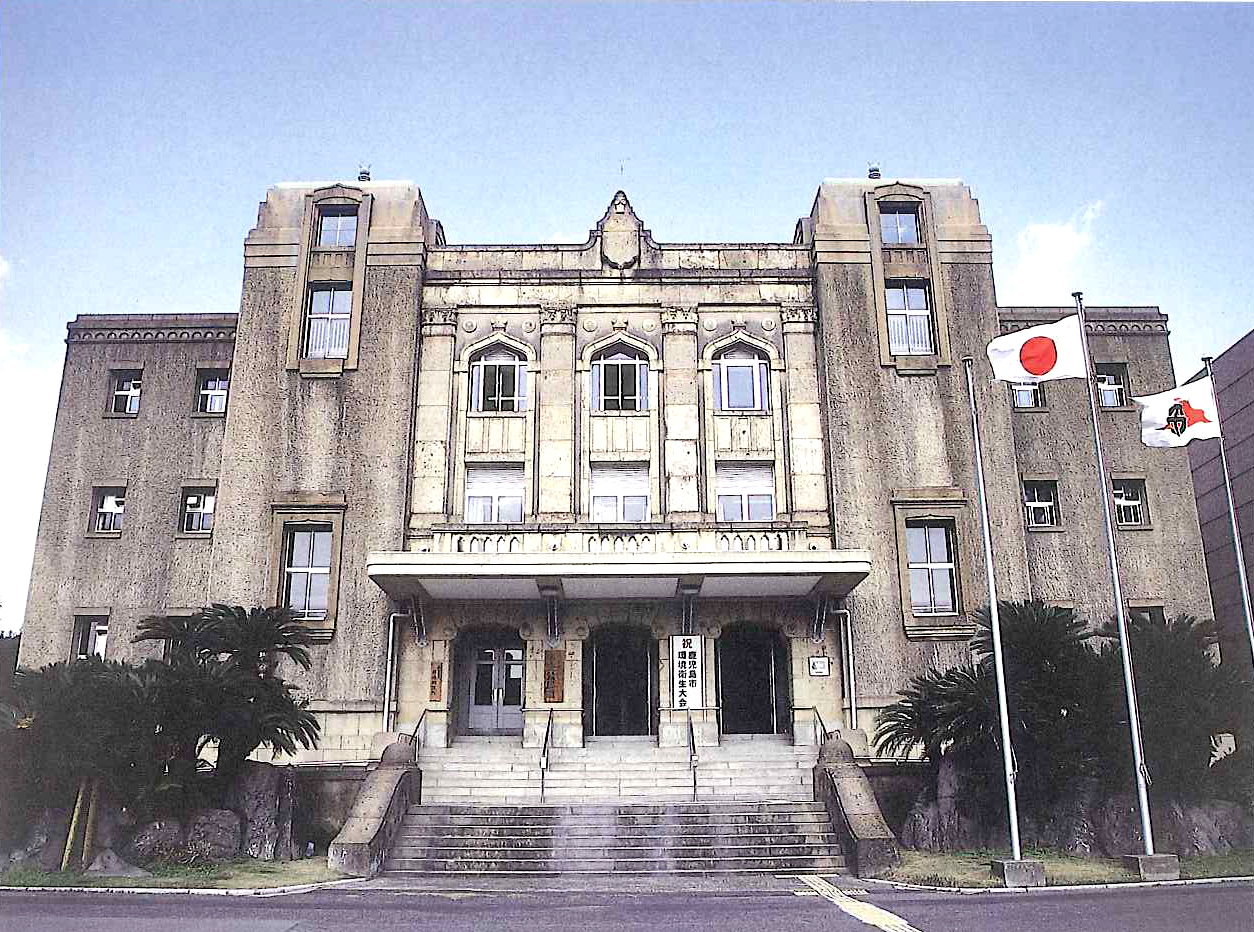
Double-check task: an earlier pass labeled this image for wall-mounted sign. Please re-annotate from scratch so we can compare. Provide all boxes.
[670,635,704,709]
[808,656,831,677]
[543,649,565,703]
[429,661,444,701]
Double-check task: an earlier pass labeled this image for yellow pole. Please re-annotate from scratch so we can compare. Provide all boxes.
[60,779,88,872]
[81,779,101,869]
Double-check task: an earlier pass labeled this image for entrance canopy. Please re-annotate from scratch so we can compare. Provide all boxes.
[367,549,872,602]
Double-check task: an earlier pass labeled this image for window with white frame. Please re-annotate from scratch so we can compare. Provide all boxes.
[1023,480,1060,529]
[591,344,648,412]
[303,285,352,359]
[716,463,775,521]
[465,464,525,523]
[471,347,527,413]
[1113,478,1149,527]
[1012,382,1045,409]
[72,615,109,660]
[317,208,358,248]
[713,347,770,412]
[93,489,125,533]
[590,463,649,522]
[879,204,919,245]
[885,283,935,355]
[196,369,229,413]
[1095,363,1130,408]
[181,489,216,534]
[110,370,142,414]
[283,524,332,620]
[905,519,958,615]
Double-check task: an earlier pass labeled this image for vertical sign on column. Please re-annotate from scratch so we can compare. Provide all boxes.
[670,635,704,709]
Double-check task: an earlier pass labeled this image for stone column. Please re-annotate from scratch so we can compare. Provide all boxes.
[781,302,831,534]
[537,303,576,519]
[410,307,457,530]
[661,305,701,518]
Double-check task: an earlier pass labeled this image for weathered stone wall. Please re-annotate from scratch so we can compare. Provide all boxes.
[19,316,235,668]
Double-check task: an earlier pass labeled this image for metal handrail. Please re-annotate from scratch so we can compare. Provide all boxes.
[539,708,554,802]
[401,708,428,749]
[685,708,699,801]
[793,706,831,746]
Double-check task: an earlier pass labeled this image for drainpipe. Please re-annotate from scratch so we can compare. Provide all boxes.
[839,609,857,733]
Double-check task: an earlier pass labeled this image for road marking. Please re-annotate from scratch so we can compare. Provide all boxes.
[798,875,925,932]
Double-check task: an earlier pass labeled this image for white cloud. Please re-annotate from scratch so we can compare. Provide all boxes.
[0,324,60,634]
[998,202,1104,305]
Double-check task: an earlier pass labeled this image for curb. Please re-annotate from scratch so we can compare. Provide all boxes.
[861,873,1254,896]
[0,876,369,897]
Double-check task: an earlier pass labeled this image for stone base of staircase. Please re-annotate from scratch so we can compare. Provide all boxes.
[383,800,846,875]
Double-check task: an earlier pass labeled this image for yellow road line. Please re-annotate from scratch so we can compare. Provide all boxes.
[798,875,925,932]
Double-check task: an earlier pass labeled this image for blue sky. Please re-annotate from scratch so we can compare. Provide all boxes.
[2,1,1253,631]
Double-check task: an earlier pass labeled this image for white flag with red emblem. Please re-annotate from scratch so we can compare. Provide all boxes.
[986,315,1088,383]
[1133,377,1221,447]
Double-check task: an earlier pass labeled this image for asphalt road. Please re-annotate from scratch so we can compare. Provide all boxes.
[1,882,1251,932]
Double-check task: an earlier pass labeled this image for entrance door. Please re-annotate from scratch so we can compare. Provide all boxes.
[466,642,524,735]
[583,626,657,736]
[717,624,789,734]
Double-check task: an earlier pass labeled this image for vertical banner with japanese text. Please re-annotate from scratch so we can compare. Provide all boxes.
[670,635,704,709]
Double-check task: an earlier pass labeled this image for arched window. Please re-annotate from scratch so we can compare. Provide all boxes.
[470,346,526,413]
[591,344,648,412]
[713,346,770,412]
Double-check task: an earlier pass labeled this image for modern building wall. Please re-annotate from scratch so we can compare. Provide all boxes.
[1189,328,1254,667]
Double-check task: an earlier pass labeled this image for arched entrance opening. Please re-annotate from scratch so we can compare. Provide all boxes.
[582,625,658,737]
[452,624,525,737]
[717,623,790,735]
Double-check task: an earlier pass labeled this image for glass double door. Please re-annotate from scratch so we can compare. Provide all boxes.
[467,643,524,734]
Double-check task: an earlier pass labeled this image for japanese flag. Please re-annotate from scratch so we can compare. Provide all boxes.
[1133,377,1221,448]
[986,315,1087,383]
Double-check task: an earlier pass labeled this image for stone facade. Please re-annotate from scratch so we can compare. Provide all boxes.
[19,177,1214,762]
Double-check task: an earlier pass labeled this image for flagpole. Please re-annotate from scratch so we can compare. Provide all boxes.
[1073,291,1155,856]
[962,356,1023,862]
[1203,356,1254,673]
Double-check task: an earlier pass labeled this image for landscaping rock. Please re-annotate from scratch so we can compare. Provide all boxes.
[899,756,984,851]
[226,761,282,860]
[14,808,72,870]
[127,818,183,862]
[274,766,296,861]
[84,848,151,878]
[1049,777,1101,857]
[185,809,242,861]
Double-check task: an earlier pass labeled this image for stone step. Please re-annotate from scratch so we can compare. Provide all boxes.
[406,800,827,815]
[389,843,845,860]
[383,854,846,873]
[392,830,839,847]
[401,815,832,831]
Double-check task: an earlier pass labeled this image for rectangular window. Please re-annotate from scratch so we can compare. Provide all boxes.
[713,356,770,412]
[110,370,142,414]
[465,464,525,523]
[72,616,109,660]
[880,205,919,245]
[1113,478,1149,527]
[1023,480,1060,529]
[715,463,775,521]
[93,488,126,533]
[905,519,957,615]
[589,463,649,522]
[593,358,648,411]
[1095,363,1130,408]
[1012,382,1045,409]
[471,357,527,412]
[181,489,216,534]
[303,285,352,359]
[283,524,333,620]
[885,283,935,355]
[196,369,230,413]
[317,208,358,248]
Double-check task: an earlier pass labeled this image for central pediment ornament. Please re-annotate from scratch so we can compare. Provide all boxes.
[597,190,642,270]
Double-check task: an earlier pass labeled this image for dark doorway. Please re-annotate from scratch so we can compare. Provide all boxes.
[582,626,658,736]
[454,626,525,736]
[717,624,790,734]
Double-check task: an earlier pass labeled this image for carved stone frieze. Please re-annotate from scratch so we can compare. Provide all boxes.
[661,305,699,332]
[420,306,458,329]
[540,303,577,326]
[67,325,236,344]
[780,302,818,324]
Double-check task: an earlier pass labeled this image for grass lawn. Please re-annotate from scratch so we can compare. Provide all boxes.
[0,857,349,889]
[876,849,1254,888]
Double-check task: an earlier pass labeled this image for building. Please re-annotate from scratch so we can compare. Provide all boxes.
[19,176,1213,773]
[1188,328,1254,668]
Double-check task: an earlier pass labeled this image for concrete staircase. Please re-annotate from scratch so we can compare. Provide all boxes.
[416,735,817,805]
[383,800,846,875]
